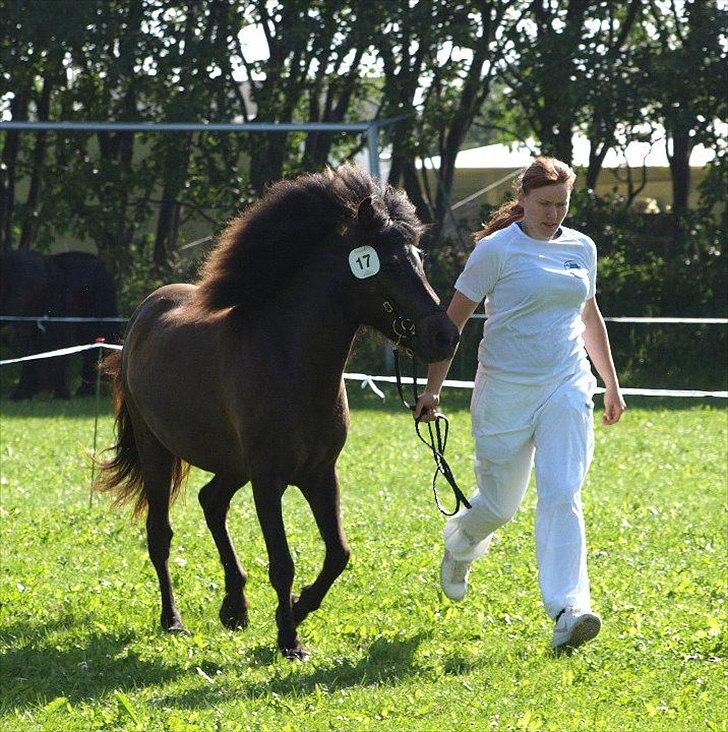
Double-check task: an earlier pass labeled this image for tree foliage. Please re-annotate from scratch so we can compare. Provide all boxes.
[1,0,724,287]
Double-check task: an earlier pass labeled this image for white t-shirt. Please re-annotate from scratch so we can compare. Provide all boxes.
[455,222,597,384]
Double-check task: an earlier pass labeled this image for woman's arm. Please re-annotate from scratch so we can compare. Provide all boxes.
[582,297,626,425]
[414,291,479,421]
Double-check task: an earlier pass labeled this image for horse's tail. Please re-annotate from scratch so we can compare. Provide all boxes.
[94,349,189,519]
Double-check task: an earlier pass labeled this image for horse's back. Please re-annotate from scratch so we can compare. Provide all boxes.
[124,283,213,382]
[134,282,196,313]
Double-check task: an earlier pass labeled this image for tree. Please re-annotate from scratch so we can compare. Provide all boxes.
[377,0,443,223]
[0,0,93,251]
[236,1,378,193]
[499,0,642,179]
[1,1,256,275]
[642,0,726,218]
[378,0,526,242]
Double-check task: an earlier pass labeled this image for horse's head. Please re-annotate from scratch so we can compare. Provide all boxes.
[345,195,459,364]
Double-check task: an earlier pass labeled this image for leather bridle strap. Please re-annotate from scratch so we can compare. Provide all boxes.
[393,348,472,517]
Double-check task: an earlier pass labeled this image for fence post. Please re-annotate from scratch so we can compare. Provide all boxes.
[89,338,105,508]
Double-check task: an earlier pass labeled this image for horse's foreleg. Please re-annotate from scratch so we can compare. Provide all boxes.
[198,475,249,629]
[251,478,306,660]
[294,467,350,628]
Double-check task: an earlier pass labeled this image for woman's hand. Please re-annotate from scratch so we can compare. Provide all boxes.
[414,391,440,422]
[411,292,476,423]
[602,384,626,425]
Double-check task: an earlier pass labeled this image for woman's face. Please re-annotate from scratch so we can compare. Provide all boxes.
[519,182,571,240]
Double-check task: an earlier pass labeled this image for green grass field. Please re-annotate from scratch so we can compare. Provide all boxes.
[0,388,726,731]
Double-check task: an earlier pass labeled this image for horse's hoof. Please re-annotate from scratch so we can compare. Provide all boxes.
[162,617,189,634]
[219,599,249,630]
[281,643,311,661]
[166,624,190,635]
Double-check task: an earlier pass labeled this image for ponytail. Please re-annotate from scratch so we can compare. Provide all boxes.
[473,201,524,240]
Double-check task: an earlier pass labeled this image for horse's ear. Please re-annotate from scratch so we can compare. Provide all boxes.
[357,196,385,231]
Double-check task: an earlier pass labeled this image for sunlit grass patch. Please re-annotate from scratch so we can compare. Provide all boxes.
[0,390,725,731]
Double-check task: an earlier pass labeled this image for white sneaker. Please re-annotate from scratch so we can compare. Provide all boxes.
[551,607,601,651]
[440,549,471,601]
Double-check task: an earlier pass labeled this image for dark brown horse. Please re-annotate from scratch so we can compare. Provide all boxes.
[0,250,118,399]
[97,165,459,659]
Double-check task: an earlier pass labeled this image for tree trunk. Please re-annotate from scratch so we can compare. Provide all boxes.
[153,134,192,271]
[430,43,491,243]
[666,125,692,255]
[0,89,30,251]
[401,158,433,225]
[153,182,178,271]
[668,128,691,217]
[20,64,56,249]
[586,113,613,190]
[249,134,290,194]
[586,151,607,190]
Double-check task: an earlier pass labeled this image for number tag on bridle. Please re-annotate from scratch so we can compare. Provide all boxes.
[349,246,380,279]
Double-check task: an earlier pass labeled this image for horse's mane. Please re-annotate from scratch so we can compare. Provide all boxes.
[194,164,422,311]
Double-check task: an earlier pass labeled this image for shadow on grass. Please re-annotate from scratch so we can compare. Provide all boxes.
[157,633,429,709]
[0,615,182,711]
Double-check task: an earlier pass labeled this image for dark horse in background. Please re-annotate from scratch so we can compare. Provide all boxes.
[96,165,459,659]
[0,249,119,399]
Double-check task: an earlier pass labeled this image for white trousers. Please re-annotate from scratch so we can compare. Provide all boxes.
[444,367,596,619]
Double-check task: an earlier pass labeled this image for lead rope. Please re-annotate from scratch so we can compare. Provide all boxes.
[392,349,471,517]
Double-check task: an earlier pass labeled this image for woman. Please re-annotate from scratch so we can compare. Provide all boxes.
[415,157,626,651]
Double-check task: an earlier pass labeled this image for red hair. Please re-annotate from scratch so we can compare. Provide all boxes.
[473,156,576,240]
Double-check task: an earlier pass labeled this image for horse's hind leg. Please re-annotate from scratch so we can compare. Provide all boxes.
[198,475,249,629]
[251,477,306,659]
[134,423,186,633]
[294,466,350,628]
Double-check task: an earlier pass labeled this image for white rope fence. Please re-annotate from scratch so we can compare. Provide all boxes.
[468,315,728,324]
[0,316,127,323]
[1,341,725,399]
[344,373,727,399]
[0,342,122,365]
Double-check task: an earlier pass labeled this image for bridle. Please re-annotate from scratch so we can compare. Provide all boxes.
[381,299,472,517]
[382,298,439,352]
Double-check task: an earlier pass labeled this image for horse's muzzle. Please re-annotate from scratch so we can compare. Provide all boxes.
[417,311,459,363]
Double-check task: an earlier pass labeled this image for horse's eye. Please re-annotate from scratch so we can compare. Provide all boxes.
[381,256,399,272]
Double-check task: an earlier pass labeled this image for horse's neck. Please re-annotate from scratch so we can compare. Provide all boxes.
[273,279,359,390]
